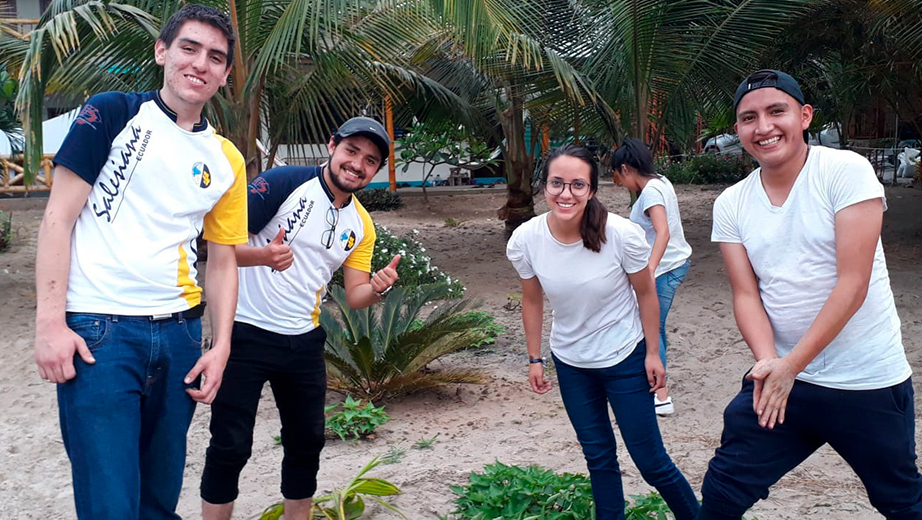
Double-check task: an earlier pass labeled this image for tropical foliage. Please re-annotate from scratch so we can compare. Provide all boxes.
[658,153,753,185]
[324,396,390,442]
[330,224,465,297]
[258,457,405,520]
[321,283,489,402]
[0,66,23,153]
[354,188,403,212]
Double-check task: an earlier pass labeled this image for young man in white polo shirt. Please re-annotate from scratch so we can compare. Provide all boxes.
[33,5,247,519]
[698,69,921,519]
[200,117,400,520]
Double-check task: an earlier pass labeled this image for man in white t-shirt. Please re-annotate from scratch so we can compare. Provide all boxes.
[698,70,921,519]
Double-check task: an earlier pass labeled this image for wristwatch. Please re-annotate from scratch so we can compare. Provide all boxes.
[529,356,546,366]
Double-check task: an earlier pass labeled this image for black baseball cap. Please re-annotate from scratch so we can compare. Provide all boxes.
[334,117,390,162]
[734,69,806,111]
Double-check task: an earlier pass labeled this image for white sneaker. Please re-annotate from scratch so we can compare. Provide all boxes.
[654,395,674,416]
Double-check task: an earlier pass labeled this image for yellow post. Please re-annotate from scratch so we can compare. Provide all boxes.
[385,96,396,192]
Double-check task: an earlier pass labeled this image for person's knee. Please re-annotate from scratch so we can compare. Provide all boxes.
[578,439,618,471]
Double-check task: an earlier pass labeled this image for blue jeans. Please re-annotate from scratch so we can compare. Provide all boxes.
[57,313,203,519]
[554,342,700,520]
[699,376,922,520]
[655,260,690,370]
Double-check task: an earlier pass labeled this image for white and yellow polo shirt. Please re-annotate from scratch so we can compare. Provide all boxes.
[236,166,376,335]
[53,91,248,315]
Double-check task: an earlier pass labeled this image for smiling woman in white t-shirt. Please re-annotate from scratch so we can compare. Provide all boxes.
[506,144,699,520]
[611,138,692,415]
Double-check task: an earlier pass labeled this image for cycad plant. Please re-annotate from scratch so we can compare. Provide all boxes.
[321,283,489,403]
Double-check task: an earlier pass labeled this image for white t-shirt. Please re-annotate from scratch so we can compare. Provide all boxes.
[711,145,910,390]
[630,176,692,277]
[506,212,650,369]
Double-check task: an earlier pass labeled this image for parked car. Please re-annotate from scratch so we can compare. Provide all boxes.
[809,124,841,148]
[703,133,742,155]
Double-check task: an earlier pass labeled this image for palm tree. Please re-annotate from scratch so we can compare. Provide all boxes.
[4,0,461,183]
[401,0,620,231]
[579,0,821,145]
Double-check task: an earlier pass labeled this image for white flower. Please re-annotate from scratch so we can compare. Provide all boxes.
[413,229,419,234]
[421,248,426,252]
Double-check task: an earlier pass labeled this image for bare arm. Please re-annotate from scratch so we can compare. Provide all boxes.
[627,266,665,392]
[748,198,883,429]
[785,198,881,371]
[34,166,96,383]
[521,276,551,394]
[342,254,401,310]
[235,227,292,270]
[185,242,238,404]
[719,242,776,361]
[646,205,670,274]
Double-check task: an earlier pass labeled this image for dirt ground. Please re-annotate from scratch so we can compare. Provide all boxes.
[1,183,920,519]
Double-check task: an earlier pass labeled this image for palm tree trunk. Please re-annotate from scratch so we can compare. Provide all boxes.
[499,85,535,234]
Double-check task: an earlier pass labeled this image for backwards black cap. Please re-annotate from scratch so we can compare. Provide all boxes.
[734,69,806,111]
[335,117,390,162]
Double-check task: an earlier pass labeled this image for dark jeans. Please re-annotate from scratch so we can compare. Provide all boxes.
[554,341,700,520]
[201,321,327,504]
[57,312,202,519]
[699,376,922,520]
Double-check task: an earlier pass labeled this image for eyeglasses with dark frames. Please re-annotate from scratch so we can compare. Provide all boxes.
[320,207,340,249]
[545,179,591,197]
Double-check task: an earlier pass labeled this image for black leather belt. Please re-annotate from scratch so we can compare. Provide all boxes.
[150,302,206,321]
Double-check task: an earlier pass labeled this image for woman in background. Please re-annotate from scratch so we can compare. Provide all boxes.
[506,144,699,520]
[612,138,692,415]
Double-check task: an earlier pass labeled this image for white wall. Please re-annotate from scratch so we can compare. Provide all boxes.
[270,143,456,188]
[14,0,42,19]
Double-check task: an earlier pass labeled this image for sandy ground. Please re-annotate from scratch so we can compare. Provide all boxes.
[1,183,920,519]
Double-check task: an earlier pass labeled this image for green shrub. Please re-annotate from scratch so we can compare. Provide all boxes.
[322,283,488,402]
[409,310,505,348]
[659,153,753,184]
[448,462,761,520]
[448,462,595,519]
[325,396,390,441]
[0,209,12,252]
[355,187,404,212]
[331,224,465,298]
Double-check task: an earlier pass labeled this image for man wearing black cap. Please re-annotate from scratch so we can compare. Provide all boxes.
[700,70,922,519]
[200,117,400,520]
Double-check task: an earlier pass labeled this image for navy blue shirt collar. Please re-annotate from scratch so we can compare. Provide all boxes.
[153,91,209,132]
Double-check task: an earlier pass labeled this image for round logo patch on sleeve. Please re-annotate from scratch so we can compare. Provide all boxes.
[339,229,356,251]
[192,162,212,189]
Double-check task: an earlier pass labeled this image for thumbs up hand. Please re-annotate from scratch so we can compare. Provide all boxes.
[264,227,294,271]
[370,254,401,295]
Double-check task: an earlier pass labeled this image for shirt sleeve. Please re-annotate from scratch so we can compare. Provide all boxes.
[246,166,319,235]
[203,135,248,245]
[52,92,134,185]
[711,190,742,243]
[640,182,667,212]
[825,151,887,213]
[506,225,535,279]
[620,220,651,274]
[343,201,376,273]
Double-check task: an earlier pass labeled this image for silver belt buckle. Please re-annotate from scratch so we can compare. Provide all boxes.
[151,313,173,321]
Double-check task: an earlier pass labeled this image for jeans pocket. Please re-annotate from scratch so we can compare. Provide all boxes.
[888,382,910,415]
[65,314,109,351]
[181,318,203,346]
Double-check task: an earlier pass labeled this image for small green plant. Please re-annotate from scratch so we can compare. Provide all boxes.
[0,209,12,252]
[323,283,489,402]
[273,435,282,445]
[444,217,461,227]
[657,153,752,185]
[409,310,504,348]
[355,188,403,212]
[325,396,390,442]
[380,445,407,465]
[412,433,440,449]
[259,457,406,520]
[449,461,595,519]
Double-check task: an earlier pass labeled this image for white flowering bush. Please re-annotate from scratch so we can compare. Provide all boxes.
[332,224,465,298]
